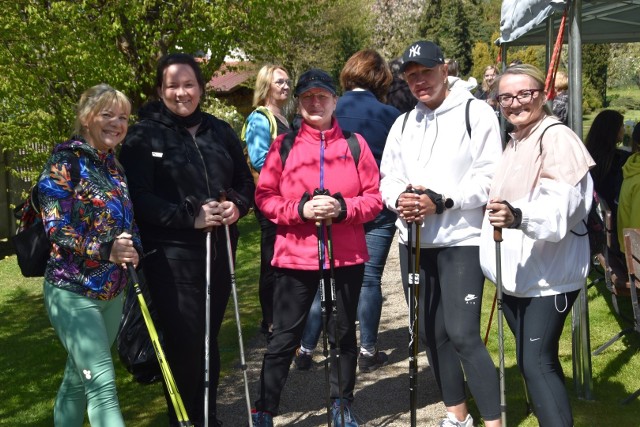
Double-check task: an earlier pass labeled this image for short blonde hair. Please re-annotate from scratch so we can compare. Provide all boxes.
[253,65,289,107]
[554,70,568,91]
[74,84,131,136]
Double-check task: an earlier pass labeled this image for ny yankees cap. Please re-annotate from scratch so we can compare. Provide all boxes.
[294,68,337,97]
[400,41,445,73]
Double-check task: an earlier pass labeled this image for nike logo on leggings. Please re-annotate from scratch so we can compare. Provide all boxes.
[529,337,541,342]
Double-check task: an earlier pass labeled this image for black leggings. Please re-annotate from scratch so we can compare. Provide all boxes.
[399,244,501,421]
[502,290,579,427]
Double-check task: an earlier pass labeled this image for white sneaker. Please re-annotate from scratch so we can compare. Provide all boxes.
[439,412,474,427]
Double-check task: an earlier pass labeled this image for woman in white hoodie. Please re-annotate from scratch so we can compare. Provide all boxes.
[480,64,595,427]
[380,40,503,427]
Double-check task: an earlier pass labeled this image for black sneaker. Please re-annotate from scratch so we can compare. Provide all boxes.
[358,350,389,373]
[293,348,313,371]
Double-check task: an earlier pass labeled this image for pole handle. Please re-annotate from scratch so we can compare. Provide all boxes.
[494,226,503,243]
[218,190,227,203]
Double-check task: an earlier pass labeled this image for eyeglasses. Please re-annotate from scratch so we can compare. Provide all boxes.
[496,89,542,108]
[273,79,291,87]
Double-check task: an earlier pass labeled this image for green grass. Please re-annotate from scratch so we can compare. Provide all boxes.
[1,214,639,425]
[476,271,640,426]
[0,214,261,426]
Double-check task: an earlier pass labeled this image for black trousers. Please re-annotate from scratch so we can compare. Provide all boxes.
[399,244,501,421]
[143,232,233,427]
[255,264,364,416]
[254,206,277,331]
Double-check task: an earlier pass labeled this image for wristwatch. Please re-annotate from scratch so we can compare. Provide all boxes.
[444,196,454,209]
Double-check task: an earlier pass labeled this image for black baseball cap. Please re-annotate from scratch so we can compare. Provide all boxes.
[294,69,337,97]
[399,41,445,73]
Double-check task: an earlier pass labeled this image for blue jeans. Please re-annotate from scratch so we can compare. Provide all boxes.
[300,208,396,353]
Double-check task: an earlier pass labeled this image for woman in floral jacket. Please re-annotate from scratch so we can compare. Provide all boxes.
[39,84,141,426]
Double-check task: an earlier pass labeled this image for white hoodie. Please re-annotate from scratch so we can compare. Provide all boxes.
[380,89,502,247]
[479,116,595,297]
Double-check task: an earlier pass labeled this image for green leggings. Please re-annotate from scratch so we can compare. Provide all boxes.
[44,282,125,427]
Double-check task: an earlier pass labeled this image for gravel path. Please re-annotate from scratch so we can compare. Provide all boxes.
[217,235,448,426]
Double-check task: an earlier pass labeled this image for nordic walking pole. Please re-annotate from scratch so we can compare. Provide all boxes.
[219,191,253,427]
[317,133,341,426]
[494,226,507,427]
[203,199,214,427]
[484,292,497,345]
[325,214,345,427]
[316,213,332,427]
[127,264,192,426]
[408,217,421,427]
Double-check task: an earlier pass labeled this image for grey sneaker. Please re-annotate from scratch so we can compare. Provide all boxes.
[293,347,312,371]
[439,413,474,427]
[358,350,389,373]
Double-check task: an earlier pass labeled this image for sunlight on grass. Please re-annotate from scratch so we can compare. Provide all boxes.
[2,214,639,425]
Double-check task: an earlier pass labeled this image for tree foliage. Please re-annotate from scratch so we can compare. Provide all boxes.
[421,0,474,76]
[0,0,323,179]
[608,42,640,88]
[582,43,611,106]
[369,0,424,60]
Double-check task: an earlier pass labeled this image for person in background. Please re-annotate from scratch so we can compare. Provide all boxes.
[552,70,569,125]
[242,64,291,338]
[40,83,141,427]
[120,53,254,427]
[445,58,477,92]
[617,122,640,252]
[585,109,630,258]
[380,40,503,427]
[293,50,401,373]
[251,68,382,427]
[474,65,498,101]
[480,63,594,427]
[386,57,417,113]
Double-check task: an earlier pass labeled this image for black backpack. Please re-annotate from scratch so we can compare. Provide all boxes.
[278,129,361,168]
[11,155,80,277]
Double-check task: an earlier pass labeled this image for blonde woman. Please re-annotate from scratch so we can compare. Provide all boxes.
[480,64,594,427]
[243,64,292,337]
[41,84,141,426]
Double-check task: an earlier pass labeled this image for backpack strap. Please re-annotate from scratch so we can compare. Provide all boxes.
[401,112,410,134]
[465,98,472,139]
[537,122,565,155]
[279,129,361,168]
[279,129,298,166]
[343,131,361,168]
[240,106,278,145]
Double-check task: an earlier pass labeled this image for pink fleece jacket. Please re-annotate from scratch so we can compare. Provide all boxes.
[255,118,382,270]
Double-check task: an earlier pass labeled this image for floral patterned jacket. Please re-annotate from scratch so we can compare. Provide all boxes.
[38,139,142,300]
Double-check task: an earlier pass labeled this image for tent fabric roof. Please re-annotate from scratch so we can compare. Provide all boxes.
[499,0,640,46]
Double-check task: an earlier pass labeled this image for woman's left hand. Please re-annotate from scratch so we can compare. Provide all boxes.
[220,200,240,225]
[307,194,341,220]
[487,200,515,228]
[109,232,140,268]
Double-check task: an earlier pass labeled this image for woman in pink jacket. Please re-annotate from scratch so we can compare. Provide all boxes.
[251,69,382,427]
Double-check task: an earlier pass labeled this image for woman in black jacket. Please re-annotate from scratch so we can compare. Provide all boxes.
[120,53,254,427]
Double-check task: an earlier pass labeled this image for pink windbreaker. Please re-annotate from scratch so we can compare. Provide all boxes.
[255,118,382,270]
